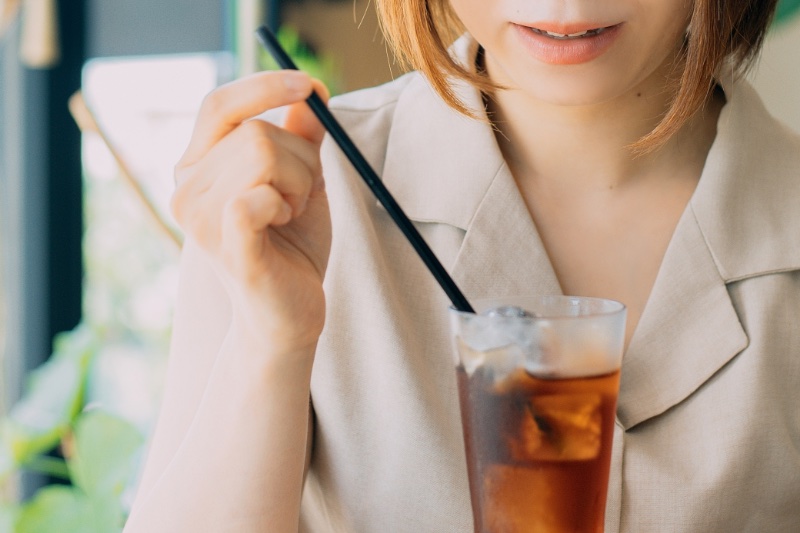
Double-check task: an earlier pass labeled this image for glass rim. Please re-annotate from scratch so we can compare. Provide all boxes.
[449,295,626,320]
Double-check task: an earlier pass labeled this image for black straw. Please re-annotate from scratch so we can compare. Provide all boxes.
[255,26,474,314]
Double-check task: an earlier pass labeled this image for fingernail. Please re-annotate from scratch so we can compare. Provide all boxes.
[283,71,310,94]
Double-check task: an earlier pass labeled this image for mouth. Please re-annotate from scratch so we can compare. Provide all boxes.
[511,22,624,65]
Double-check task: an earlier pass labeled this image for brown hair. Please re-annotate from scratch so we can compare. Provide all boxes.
[376,0,779,152]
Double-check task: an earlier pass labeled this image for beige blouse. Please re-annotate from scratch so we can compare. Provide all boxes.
[296,36,800,532]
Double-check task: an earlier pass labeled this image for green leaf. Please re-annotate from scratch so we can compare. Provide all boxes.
[22,455,70,480]
[15,486,122,533]
[0,325,97,479]
[67,410,143,497]
[258,25,342,95]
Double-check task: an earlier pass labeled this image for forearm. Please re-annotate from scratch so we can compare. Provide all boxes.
[126,67,331,532]
[124,327,315,533]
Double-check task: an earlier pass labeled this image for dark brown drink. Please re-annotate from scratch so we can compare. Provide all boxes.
[457,365,620,533]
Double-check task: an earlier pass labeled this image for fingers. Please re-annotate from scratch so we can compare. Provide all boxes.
[180,70,314,167]
[283,79,330,146]
[172,69,331,274]
[176,118,321,219]
[221,184,290,281]
[281,79,329,193]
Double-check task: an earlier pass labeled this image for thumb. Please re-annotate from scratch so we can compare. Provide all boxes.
[283,78,329,146]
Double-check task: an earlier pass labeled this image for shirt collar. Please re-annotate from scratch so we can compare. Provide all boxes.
[691,71,800,282]
[380,35,800,282]
[380,36,504,231]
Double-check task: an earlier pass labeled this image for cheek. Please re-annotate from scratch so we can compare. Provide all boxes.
[647,0,692,49]
[632,14,690,78]
[448,0,501,41]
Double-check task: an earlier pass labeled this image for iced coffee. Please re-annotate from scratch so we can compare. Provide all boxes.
[450,297,626,533]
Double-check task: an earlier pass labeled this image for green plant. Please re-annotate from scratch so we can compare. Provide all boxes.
[0,324,144,533]
[0,18,345,533]
[259,25,342,95]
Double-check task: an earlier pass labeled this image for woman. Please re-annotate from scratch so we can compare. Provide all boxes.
[125,0,798,531]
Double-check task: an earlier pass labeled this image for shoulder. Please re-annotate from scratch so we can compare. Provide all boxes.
[327,71,422,138]
[256,70,424,142]
[317,71,430,183]
[692,76,800,282]
[718,75,800,171]
[725,78,800,162]
[329,71,419,112]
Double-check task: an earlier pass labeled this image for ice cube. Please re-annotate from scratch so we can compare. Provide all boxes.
[482,305,535,318]
[522,320,563,378]
[510,392,602,462]
[477,306,539,349]
[457,338,487,376]
[456,338,524,381]
[483,346,525,384]
[457,307,538,380]
[460,315,513,352]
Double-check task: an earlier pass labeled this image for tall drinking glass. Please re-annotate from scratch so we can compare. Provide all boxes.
[450,296,626,533]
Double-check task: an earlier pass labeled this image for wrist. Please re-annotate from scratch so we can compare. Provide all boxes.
[225,283,326,354]
[226,312,319,370]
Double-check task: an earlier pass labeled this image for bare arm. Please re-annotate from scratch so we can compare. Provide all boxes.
[124,70,330,533]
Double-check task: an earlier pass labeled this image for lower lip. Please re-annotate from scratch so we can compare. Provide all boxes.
[512,23,623,65]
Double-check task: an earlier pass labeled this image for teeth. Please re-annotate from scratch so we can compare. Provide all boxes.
[533,27,606,39]
[546,30,588,38]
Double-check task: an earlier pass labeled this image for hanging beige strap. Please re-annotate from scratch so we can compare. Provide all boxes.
[0,0,22,37]
[20,0,59,68]
[69,91,184,249]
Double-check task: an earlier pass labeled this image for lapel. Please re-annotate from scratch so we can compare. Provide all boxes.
[448,162,563,300]
[380,37,563,300]
[690,75,800,281]
[616,205,748,429]
[612,72,800,429]
[377,37,800,431]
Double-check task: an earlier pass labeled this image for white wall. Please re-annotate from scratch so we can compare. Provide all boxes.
[749,17,800,133]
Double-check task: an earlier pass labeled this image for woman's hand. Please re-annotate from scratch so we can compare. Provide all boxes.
[171,70,332,355]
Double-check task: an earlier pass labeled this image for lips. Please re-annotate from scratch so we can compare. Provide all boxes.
[512,22,624,65]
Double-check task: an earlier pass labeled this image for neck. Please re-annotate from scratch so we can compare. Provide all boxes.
[485,56,722,196]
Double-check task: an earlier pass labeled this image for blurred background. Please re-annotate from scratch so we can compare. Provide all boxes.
[0,0,798,530]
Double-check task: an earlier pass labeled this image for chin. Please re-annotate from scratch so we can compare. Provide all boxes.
[488,50,638,107]
[511,73,629,107]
